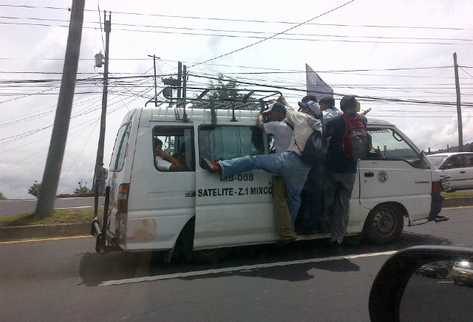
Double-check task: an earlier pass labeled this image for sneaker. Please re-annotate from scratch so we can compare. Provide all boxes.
[201,158,221,173]
[434,215,449,222]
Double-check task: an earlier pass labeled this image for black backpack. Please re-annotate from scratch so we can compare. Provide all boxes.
[299,130,326,165]
[286,119,326,166]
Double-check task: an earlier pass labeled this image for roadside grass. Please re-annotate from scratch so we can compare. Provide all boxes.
[442,190,473,199]
[0,208,97,226]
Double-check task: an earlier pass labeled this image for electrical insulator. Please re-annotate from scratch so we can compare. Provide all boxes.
[95,53,104,68]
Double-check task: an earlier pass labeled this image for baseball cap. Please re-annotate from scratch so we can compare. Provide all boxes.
[298,100,321,116]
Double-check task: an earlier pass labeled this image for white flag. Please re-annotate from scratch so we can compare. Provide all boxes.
[306,63,333,99]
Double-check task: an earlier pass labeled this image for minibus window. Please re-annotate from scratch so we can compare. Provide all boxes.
[109,123,131,172]
[152,126,195,172]
[199,125,265,161]
[367,128,422,166]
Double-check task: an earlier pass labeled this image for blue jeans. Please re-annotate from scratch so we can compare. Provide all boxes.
[219,152,310,223]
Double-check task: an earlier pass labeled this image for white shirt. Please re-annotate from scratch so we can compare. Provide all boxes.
[263,121,293,153]
[155,156,172,171]
[285,106,322,155]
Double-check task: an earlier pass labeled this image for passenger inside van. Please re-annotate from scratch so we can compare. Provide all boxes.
[155,139,184,171]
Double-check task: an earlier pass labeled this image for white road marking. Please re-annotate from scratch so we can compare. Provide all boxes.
[99,250,398,287]
[54,206,92,210]
[443,205,473,210]
[0,235,92,245]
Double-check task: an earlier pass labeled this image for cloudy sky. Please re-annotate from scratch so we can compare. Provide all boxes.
[1,0,472,198]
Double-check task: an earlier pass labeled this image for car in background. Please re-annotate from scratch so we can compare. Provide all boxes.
[426,152,473,191]
[450,259,473,287]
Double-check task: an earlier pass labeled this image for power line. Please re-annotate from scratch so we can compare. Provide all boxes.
[0,87,152,145]
[3,14,473,43]
[213,66,456,75]
[2,20,468,46]
[0,70,143,75]
[188,72,473,107]
[191,0,356,67]
[0,91,103,96]
[0,70,101,75]
[0,74,159,85]
[1,54,472,75]
[0,92,101,127]
[0,77,152,129]
[462,67,473,78]
[0,65,459,75]
[0,3,469,31]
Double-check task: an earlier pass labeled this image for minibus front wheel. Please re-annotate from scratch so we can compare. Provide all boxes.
[363,203,405,244]
[169,217,195,264]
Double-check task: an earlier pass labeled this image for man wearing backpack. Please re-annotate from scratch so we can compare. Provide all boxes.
[202,101,321,225]
[324,95,369,245]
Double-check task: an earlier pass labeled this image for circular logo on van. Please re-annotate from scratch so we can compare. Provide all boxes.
[377,171,388,183]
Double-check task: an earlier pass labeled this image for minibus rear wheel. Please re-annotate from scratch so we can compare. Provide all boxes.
[363,204,404,244]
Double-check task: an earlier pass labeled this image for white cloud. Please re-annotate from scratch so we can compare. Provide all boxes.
[1,0,473,198]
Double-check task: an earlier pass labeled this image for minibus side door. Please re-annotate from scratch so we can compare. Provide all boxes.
[194,124,276,249]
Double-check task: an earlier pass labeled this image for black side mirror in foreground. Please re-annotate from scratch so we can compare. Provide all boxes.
[369,246,473,322]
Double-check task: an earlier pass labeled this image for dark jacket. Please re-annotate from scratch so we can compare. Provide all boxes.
[324,114,362,174]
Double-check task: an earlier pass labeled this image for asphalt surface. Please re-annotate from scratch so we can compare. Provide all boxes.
[0,197,103,216]
[0,207,472,322]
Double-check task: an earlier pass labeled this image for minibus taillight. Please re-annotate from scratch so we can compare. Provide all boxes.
[432,181,442,193]
[117,183,130,213]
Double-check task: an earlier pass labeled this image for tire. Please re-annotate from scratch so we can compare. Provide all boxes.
[363,204,404,244]
[171,218,195,264]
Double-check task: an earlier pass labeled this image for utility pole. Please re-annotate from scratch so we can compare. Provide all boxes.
[177,61,183,101]
[454,52,463,152]
[148,54,159,107]
[182,64,188,121]
[35,0,85,218]
[93,11,111,218]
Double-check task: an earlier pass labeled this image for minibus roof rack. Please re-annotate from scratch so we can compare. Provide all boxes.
[147,86,283,123]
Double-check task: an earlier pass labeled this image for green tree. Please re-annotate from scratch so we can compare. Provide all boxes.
[0,192,6,200]
[28,181,41,198]
[191,74,256,110]
[74,180,92,194]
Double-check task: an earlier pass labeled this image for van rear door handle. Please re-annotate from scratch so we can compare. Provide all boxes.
[460,171,466,174]
[364,172,374,178]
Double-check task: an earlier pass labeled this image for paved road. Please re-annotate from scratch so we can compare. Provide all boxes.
[0,208,471,322]
[0,197,103,216]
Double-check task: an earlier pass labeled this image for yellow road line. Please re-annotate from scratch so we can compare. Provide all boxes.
[0,235,92,245]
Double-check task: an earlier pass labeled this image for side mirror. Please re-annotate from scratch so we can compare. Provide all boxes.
[369,246,473,322]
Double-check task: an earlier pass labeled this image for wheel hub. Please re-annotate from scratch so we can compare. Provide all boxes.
[373,210,395,234]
